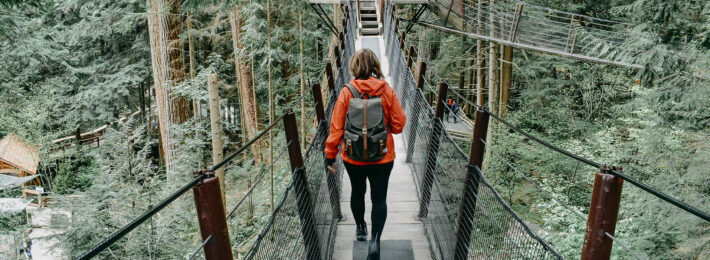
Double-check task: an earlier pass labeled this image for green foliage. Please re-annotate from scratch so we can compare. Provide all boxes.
[403,0,709,258]
[51,150,96,194]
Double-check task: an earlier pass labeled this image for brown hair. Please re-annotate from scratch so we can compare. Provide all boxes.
[349,49,383,80]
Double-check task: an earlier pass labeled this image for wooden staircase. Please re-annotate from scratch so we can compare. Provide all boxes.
[358,0,380,36]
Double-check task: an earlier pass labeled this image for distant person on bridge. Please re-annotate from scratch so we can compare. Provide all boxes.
[449,100,459,123]
[324,48,406,260]
[444,97,453,122]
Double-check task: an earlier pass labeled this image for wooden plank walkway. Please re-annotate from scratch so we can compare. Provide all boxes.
[333,35,432,260]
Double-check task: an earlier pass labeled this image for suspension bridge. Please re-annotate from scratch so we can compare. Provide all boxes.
[76,1,708,260]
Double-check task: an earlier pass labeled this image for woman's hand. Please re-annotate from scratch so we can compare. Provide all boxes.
[325,157,337,174]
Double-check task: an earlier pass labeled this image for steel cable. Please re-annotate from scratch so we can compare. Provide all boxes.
[448,86,710,223]
[384,5,562,258]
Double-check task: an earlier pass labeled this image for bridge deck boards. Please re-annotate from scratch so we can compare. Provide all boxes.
[333,35,432,260]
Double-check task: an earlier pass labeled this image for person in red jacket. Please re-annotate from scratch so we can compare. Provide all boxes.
[324,49,406,259]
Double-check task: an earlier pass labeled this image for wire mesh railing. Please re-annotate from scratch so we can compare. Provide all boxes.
[77,2,357,259]
[241,3,357,259]
[416,0,643,68]
[383,2,562,259]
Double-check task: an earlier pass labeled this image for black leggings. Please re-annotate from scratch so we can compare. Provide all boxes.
[344,161,394,240]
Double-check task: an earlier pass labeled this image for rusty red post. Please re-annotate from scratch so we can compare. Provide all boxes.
[582,166,624,260]
[418,82,448,218]
[283,111,321,260]
[399,31,406,51]
[311,83,343,221]
[192,171,233,260]
[453,109,490,260]
[311,83,326,123]
[405,62,427,163]
[334,45,341,69]
[357,0,361,20]
[325,61,336,91]
[406,45,415,69]
[394,18,400,34]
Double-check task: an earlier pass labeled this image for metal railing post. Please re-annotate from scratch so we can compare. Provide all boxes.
[418,82,448,218]
[399,31,406,50]
[453,109,490,260]
[192,171,233,260]
[582,166,624,260]
[334,45,342,71]
[394,18,400,34]
[406,45,415,69]
[325,61,335,92]
[283,110,321,260]
[405,62,427,163]
[312,83,343,221]
[312,83,326,123]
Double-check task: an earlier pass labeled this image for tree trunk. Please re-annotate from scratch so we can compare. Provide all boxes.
[466,51,475,115]
[166,0,191,124]
[299,12,306,149]
[488,0,499,115]
[484,0,499,170]
[500,45,512,116]
[147,0,172,171]
[230,7,260,162]
[267,0,275,214]
[187,11,199,119]
[476,0,486,107]
[207,74,226,207]
[139,81,146,124]
[458,60,465,106]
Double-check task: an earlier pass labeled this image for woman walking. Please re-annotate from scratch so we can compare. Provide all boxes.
[324,49,406,259]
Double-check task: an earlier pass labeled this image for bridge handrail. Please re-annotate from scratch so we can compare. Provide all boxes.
[384,2,563,258]
[447,87,710,223]
[77,101,291,259]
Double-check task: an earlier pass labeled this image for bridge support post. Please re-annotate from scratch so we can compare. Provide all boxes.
[399,31,406,50]
[334,45,341,70]
[325,61,336,92]
[312,83,326,123]
[405,62,427,163]
[192,171,233,260]
[312,83,343,221]
[417,81,448,218]
[406,45,415,69]
[582,166,623,260]
[283,111,322,260]
[453,109,490,260]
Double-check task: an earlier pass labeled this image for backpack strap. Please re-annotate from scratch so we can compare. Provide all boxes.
[345,83,361,99]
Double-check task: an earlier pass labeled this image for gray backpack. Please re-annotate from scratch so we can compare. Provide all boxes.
[343,83,388,162]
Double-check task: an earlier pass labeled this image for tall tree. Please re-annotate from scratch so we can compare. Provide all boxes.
[147,0,173,170]
[229,6,260,161]
[166,0,191,123]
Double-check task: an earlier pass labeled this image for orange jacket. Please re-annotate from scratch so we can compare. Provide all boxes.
[325,77,406,165]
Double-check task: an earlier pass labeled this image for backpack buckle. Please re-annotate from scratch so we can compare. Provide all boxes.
[362,128,367,134]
